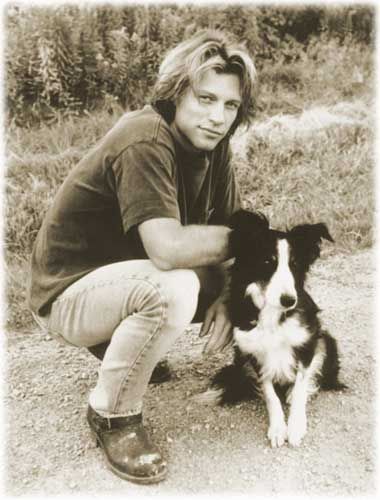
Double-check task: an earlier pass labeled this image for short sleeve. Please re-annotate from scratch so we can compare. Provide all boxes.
[112,142,181,233]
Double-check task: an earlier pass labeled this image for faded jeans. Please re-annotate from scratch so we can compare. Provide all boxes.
[34,260,223,417]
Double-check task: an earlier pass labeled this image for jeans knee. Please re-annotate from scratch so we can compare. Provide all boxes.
[162,269,200,330]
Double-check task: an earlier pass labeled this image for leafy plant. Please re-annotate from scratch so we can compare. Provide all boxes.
[5,3,375,127]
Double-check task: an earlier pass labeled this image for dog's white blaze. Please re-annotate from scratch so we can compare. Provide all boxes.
[234,316,309,385]
[265,239,297,308]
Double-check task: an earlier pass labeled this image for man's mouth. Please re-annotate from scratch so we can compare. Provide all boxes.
[199,127,224,137]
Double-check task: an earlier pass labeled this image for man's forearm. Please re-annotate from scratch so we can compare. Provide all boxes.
[213,260,234,303]
[138,217,232,271]
[164,224,231,269]
[144,223,231,271]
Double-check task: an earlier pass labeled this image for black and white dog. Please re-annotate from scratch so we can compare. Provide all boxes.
[202,210,346,447]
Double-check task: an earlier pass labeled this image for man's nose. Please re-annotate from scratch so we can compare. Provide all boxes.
[208,102,225,124]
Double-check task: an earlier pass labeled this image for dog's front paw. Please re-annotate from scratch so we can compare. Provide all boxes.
[287,413,307,446]
[267,419,287,448]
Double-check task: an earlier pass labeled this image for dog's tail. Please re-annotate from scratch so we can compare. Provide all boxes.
[193,362,260,405]
[192,387,224,405]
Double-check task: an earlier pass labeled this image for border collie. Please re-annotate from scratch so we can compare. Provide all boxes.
[202,210,346,447]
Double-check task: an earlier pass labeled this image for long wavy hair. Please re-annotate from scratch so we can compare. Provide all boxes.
[151,29,257,135]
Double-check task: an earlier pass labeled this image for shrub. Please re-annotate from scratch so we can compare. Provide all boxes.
[5,3,375,127]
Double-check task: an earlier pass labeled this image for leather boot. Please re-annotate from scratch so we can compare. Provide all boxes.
[87,405,167,484]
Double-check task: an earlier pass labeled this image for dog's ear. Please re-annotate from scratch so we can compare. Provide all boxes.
[289,222,334,264]
[290,223,334,243]
[229,209,269,232]
[229,210,269,258]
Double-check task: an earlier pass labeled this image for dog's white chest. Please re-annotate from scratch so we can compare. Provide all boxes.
[234,315,309,384]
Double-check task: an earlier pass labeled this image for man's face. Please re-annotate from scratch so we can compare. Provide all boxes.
[174,68,241,151]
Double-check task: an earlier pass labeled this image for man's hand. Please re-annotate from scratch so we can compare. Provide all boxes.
[199,298,233,353]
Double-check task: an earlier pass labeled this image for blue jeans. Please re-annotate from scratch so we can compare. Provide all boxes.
[34,260,222,417]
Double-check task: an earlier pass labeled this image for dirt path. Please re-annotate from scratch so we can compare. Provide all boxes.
[4,249,376,496]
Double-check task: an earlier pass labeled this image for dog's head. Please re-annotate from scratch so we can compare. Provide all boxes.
[228,210,333,325]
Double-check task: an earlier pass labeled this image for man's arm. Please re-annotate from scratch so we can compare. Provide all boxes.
[138,217,231,270]
[139,217,234,354]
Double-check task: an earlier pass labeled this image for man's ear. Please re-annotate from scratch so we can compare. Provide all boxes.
[290,222,334,264]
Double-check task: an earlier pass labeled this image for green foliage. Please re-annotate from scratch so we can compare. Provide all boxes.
[5,3,375,127]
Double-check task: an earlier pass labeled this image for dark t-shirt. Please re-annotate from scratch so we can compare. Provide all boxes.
[28,105,241,315]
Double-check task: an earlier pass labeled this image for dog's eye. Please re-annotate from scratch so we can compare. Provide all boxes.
[289,256,297,267]
[264,256,277,266]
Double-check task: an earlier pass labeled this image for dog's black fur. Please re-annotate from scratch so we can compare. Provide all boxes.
[206,210,346,446]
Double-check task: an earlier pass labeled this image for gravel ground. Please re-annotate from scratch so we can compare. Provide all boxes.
[4,249,377,497]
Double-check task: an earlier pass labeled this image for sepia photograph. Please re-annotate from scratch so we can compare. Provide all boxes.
[2,0,377,496]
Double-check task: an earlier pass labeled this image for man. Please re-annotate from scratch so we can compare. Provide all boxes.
[28,29,257,484]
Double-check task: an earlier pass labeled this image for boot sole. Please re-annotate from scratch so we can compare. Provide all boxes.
[91,431,167,485]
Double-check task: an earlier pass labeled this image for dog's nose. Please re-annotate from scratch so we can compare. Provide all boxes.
[280,294,297,309]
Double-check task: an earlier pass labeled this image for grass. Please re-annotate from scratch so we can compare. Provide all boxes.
[4,36,375,331]
[236,114,373,254]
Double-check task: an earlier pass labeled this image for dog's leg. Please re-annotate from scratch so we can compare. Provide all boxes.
[287,345,325,446]
[286,368,308,446]
[262,379,287,447]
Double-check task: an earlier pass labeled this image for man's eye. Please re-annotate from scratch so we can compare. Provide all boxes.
[199,95,212,104]
[226,102,239,110]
